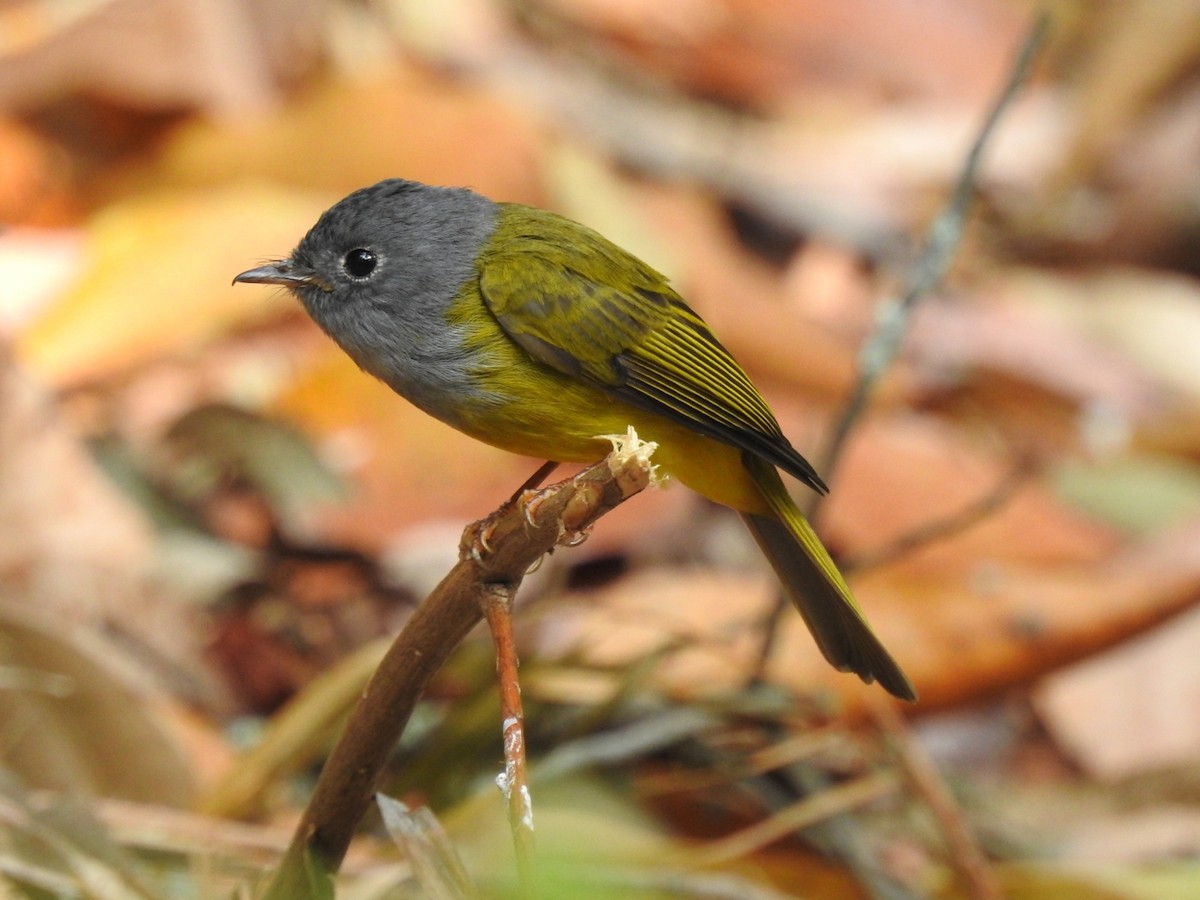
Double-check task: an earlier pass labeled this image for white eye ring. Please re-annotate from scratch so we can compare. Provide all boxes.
[343,248,378,279]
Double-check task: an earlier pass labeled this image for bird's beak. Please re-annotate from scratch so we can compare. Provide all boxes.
[233,260,332,292]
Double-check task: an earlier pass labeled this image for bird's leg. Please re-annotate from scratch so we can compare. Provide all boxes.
[513,460,562,531]
[512,460,560,503]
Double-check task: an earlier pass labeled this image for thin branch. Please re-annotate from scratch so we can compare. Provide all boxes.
[261,431,658,899]
[817,12,1051,487]
[869,698,1002,900]
[481,583,536,893]
[753,13,1051,678]
[841,458,1033,574]
[674,772,900,868]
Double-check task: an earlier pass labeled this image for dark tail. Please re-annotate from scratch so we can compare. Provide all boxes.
[742,458,916,701]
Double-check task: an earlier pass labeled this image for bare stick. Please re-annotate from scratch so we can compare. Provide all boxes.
[261,431,658,899]
[869,697,1002,900]
[675,772,900,868]
[817,13,1050,487]
[841,458,1033,574]
[753,13,1051,678]
[481,583,536,893]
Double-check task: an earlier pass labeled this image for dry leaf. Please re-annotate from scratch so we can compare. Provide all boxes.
[537,415,1200,706]
[271,343,691,555]
[531,0,1026,111]
[0,601,195,805]
[1061,1,1200,181]
[835,518,1200,708]
[827,414,1117,573]
[131,64,549,204]
[998,268,1200,403]
[909,288,1163,422]
[0,360,221,708]
[17,182,329,385]
[0,0,323,116]
[1033,605,1200,781]
[0,363,152,611]
[537,569,776,699]
[0,117,80,227]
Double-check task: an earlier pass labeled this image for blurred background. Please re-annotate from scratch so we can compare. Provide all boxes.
[3,0,1200,896]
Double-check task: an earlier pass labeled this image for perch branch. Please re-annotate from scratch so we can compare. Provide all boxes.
[261,430,658,899]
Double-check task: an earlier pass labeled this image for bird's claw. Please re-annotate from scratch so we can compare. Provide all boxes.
[462,516,498,563]
[521,489,547,528]
[561,525,592,547]
[463,487,545,564]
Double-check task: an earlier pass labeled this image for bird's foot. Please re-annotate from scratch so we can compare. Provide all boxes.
[462,485,554,564]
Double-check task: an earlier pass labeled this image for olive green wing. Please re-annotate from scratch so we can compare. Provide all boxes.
[477,209,826,493]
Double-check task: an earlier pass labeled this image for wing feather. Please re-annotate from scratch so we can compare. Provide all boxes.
[478,206,826,493]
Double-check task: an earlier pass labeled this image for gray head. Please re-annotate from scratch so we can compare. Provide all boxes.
[234,178,497,318]
[234,179,500,414]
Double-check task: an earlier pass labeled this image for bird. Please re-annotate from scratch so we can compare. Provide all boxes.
[234,178,915,700]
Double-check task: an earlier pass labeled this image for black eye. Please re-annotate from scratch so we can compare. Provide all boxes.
[342,248,377,279]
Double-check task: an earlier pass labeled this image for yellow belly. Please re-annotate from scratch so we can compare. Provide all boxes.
[443,292,774,515]
[451,368,771,515]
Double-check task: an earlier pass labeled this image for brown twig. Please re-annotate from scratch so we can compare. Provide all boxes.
[674,771,900,868]
[481,583,536,893]
[816,13,1051,487]
[260,431,658,899]
[841,457,1033,574]
[869,697,1002,900]
[752,12,1051,679]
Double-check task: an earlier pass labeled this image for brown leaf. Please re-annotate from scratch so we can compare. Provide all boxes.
[1033,605,1200,781]
[538,412,1200,707]
[0,360,222,707]
[1060,1,1200,183]
[992,268,1200,404]
[16,183,329,385]
[539,569,776,699]
[0,117,81,227]
[533,0,1026,111]
[826,415,1117,574]
[0,0,323,116]
[129,64,549,205]
[827,518,1200,708]
[0,601,196,805]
